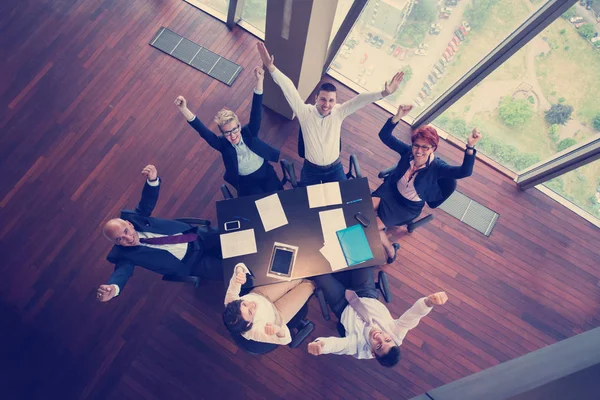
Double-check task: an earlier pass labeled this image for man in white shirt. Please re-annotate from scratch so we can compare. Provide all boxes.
[257,43,405,186]
[308,267,448,367]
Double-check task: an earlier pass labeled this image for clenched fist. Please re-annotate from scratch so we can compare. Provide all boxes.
[174,95,187,109]
[97,284,117,302]
[307,341,324,356]
[425,291,448,307]
[141,165,158,181]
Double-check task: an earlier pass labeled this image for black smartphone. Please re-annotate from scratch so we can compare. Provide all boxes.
[354,212,370,228]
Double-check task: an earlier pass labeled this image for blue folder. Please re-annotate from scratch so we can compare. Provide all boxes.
[336,224,374,267]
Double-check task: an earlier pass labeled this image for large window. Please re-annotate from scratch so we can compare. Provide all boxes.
[434,5,600,177]
[543,160,600,219]
[240,0,267,33]
[193,0,230,17]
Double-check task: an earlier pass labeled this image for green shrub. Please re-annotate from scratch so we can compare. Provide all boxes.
[578,24,596,40]
[548,124,560,143]
[593,114,600,131]
[557,138,577,152]
[498,96,534,127]
[545,103,573,125]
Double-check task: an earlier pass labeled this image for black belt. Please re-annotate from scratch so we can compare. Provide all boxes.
[304,157,341,170]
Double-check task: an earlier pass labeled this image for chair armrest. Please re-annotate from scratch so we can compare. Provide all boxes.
[406,214,433,233]
[173,218,211,226]
[346,154,362,179]
[315,288,331,321]
[377,271,392,303]
[220,184,234,200]
[289,320,314,348]
[378,166,395,180]
[162,274,201,287]
[280,159,298,188]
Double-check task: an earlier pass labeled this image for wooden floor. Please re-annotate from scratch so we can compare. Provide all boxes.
[1,0,599,399]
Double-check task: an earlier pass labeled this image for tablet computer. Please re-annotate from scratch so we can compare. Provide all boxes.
[266,242,298,280]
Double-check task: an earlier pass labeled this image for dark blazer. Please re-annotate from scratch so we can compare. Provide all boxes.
[379,118,476,206]
[188,93,280,188]
[106,180,198,291]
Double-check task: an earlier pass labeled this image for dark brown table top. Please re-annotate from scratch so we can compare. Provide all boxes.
[216,177,385,288]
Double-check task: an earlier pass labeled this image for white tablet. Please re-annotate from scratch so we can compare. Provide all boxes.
[266,242,298,280]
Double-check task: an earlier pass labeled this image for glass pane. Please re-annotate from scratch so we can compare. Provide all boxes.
[241,0,267,33]
[543,160,600,220]
[195,0,229,16]
[329,0,356,47]
[328,0,549,113]
[434,5,600,172]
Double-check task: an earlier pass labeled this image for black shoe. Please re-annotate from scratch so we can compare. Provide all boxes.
[386,243,400,264]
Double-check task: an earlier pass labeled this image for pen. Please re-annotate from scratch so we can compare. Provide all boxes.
[234,216,251,221]
[346,198,362,204]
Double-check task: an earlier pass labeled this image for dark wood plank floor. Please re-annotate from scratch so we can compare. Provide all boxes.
[1,0,599,399]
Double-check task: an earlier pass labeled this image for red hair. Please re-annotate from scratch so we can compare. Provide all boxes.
[411,125,439,149]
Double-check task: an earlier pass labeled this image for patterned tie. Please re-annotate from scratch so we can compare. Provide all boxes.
[139,233,198,245]
[345,290,373,325]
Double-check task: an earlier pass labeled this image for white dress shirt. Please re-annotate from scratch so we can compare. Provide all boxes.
[270,68,383,166]
[315,297,432,359]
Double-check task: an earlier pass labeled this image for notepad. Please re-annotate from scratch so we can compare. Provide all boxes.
[255,193,288,232]
[336,225,373,267]
[307,182,342,208]
[220,229,257,259]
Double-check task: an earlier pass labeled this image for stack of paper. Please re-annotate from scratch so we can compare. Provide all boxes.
[255,193,288,232]
[220,229,258,259]
[318,208,348,271]
[307,182,342,208]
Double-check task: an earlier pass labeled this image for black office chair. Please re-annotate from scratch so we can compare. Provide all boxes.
[228,303,315,355]
[220,184,234,200]
[161,217,212,287]
[220,164,293,199]
[377,166,457,232]
[315,271,392,322]
[280,154,362,188]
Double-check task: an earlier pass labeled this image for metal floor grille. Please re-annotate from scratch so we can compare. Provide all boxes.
[438,191,499,236]
[150,27,242,86]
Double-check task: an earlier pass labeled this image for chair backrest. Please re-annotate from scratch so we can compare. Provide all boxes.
[279,159,298,188]
[427,178,456,209]
[220,184,234,199]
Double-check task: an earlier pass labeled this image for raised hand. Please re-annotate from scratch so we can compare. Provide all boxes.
[256,43,275,73]
[254,66,264,81]
[426,291,448,307]
[467,127,482,147]
[264,323,277,336]
[97,285,117,302]
[141,165,158,181]
[307,341,325,356]
[174,95,187,109]
[396,104,413,118]
[235,265,247,285]
[383,71,405,96]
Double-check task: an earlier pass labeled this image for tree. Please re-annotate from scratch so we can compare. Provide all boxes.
[557,138,577,151]
[545,103,573,125]
[593,113,600,131]
[561,7,576,20]
[498,96,534,127]
[464,0,499,30]
[578,24,596,40]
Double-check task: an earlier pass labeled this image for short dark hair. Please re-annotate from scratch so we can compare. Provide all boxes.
[222,300,252,334]
[375,346,401,368]
[318,82,337,94]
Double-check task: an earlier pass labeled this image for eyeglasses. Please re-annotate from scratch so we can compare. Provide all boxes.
[412,144,433,151]
[222,125,240,137]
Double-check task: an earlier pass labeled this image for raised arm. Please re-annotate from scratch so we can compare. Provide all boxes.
[257,43,310,120]
[174,96,223,150]
[105,261,135,294]
[339,71,404,119]
[437,128,482,179]
[134,165,160,217]
[391,292,447,341]
[378,105,414,154]
[247,66,264,137]
[224,263,250,305]
[244,323,292,345]
[307,334,359,357]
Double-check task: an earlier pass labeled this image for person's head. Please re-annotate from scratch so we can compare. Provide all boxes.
[314,83,337,117]
[411,125,439,164]
[222,299,256,334]
[214,109,242,145]
[368,327,401,368]
[103,218,139,247]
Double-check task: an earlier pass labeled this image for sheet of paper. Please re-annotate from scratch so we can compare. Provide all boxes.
[307,182,342,208]
[255,193,288,232]
[319,243,348,272]
[220,229,257,259]
[319,208,346,245]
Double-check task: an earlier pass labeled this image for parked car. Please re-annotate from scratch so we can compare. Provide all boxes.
[427,74,437,85]
[393,46,403,57]
[357,66,366,77]
[365,32,373,43]
[449,41,459,52]
[443,51,452,62]
[422,85,432,96]
[414,48,427,56]
[462,21,471,32]
[371,35,379,46]
[397,47,407,60]
[429,26,441,35]
[452,36,461,47]
[445,0,458,5]
[439,57,448,67]
[388,44,396,55]
[432,69,442,80]
[418,90,427,100]
[439,12,451,19]
[331,61,343,70]
[418,43,429,50]
[460,25,469,36]
[570,16,584,24]
[434,63,445,74]
[347,39,358,48]
[375,38,384,49]
[414,97,424,107]
[574,21,586,29]
[440,7,453,14]
[591,37,600,48]
[455,29,465,41]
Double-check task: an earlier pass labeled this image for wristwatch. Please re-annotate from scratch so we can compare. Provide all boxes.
[466,145,475,150]
[148,177,159,182]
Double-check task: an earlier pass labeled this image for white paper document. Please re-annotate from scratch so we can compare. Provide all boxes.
[307,182,342,208]
[255,193,288,232]
[220,229,257,259]
[318,208,349,271]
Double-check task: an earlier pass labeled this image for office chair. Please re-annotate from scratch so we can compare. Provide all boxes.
[228,303,315,355]
[161,217,212,287]
[377,166,457,232]
[279,154,362,188]
[315,270,392,322]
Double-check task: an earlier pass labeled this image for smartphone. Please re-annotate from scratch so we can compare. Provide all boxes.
[354,212,370,228]
[224,220,241,231]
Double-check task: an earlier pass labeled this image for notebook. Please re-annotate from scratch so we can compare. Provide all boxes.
[335,224,374,267]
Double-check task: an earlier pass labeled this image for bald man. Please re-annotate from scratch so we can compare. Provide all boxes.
[97,164,223,302]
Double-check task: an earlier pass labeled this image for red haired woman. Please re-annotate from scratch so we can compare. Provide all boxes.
[372,105,482,263]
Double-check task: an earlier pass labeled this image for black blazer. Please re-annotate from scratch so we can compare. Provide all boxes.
[188,93,280,188]
[106,180,197,291]
[379,118,476,206]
